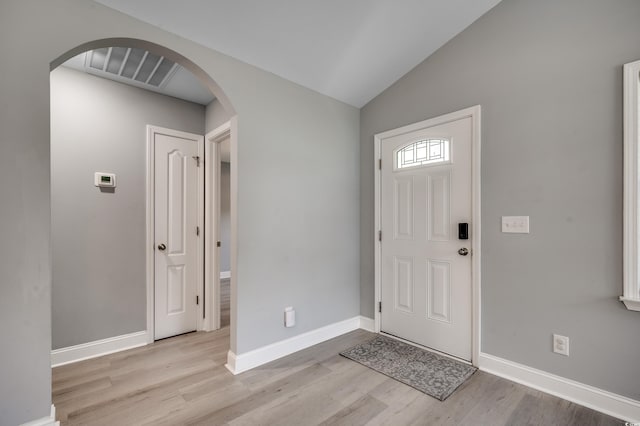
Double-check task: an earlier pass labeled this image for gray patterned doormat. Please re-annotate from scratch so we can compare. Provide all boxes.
[340,335,477,401]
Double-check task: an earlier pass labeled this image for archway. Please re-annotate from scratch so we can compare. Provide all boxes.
[51,38,236,117]
[49,38,237,368]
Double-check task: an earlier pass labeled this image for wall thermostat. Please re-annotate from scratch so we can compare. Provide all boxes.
[94,172,116,188]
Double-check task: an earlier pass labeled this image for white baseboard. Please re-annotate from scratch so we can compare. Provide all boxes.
[359,316,375,332]
[51,331,148,367]
[226,316,362,374]
[220,271,231,279]
[20,404,59,426]
[224,350,237,374]
[479,352,640,423]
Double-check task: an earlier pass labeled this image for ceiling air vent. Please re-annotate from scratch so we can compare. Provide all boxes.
[86,47,177,88]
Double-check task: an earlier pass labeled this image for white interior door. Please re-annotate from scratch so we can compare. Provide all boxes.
[381,116,472,360]
[154,128,202,340]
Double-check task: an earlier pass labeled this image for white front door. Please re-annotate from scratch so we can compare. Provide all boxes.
[381,116,472,360]
[153,128,203,340]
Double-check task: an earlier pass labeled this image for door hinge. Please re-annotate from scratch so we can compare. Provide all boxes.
[378,230,382,242]
[379,159,382,170]
[378,301,382,313]
[193,156,201,167]
[196,295,199,305]
[196,226,200,236]
[217,241,221,247]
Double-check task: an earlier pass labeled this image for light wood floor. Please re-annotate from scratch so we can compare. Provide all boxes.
[52,328,622,425]
[220,278,230,328]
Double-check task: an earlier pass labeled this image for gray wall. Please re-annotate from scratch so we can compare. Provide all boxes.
[51,67,205,349]
[205,98,232,133]
[361,0,640,400]
[220,161,231,273]
[0,0,359,423]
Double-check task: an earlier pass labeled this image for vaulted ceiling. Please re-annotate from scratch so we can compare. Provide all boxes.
[94,0,502,107]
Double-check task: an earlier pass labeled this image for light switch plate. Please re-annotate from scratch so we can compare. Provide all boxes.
[502,216,530,233]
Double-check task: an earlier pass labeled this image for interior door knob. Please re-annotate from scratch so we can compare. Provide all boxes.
[458,247,469,256]
[158,243,167,251]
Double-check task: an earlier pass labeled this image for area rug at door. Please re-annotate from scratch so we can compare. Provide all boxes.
[340,335,477,401]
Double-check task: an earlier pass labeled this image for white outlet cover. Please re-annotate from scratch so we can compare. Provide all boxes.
[502,216,530,233]
[553,334,569,356]
[284,307,295,328]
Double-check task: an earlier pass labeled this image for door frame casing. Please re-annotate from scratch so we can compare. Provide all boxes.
[146,125,205,343]
[373,105,482,366]
[204,121,231,331]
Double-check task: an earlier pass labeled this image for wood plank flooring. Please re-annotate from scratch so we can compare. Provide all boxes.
[220,278,230,328]
[52,328,623,425]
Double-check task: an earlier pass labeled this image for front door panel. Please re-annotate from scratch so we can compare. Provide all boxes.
[381,117,472,360]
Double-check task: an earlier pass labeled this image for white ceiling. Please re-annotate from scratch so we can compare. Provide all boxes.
[94,0,502,108]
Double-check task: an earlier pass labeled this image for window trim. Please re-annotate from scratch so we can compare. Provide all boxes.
[622,59,640,311]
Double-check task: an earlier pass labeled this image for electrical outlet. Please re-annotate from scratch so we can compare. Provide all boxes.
[553,334,569,356]
[284,307,295,328]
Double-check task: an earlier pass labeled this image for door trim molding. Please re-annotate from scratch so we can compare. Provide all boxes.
[204,121,231,332]
[373,105,482,366]
[146,125,205,343]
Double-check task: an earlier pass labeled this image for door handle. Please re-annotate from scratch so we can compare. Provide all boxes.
[158,243,167,251]
[458,247,469,256]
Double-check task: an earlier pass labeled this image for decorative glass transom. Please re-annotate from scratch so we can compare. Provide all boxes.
[396,139,450,169]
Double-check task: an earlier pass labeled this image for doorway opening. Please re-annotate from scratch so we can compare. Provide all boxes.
[50,39,237,367]
[205,122,234,331]
[373,106,481,365]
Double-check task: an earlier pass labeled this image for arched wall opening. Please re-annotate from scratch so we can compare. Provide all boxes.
[3,5,361,420]
[49,37,238,367]
[51,38,236,116]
